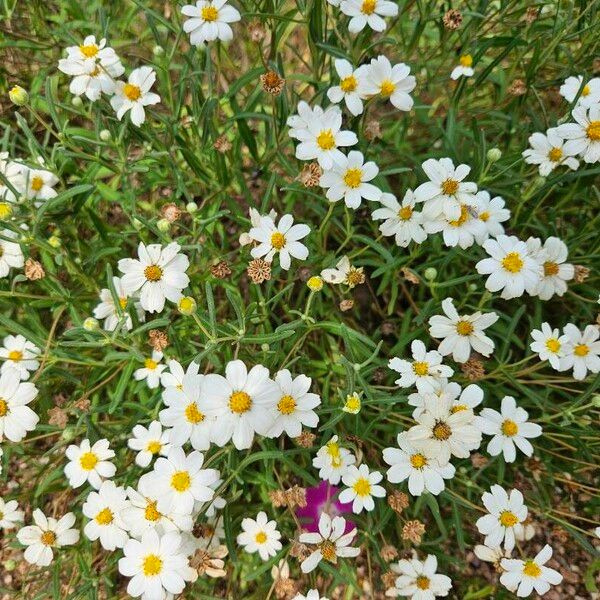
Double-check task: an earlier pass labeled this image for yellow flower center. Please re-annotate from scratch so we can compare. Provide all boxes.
[123,83,142,101]
[79,44,99,58]
[499,510,518,527]
[340,75,358,93]
[142,554,163,576]
[586,120,600,141]
[432,421,452,440]
[119,297,128,310]
[79,452,98,471]
[398,206,413,221]
[0,202,12,219]
[416,576,430,590]
[353,477,372,497]
[459,54,473,67]
[344,394,361,412]
[31,176,44,192]
[441,178,459,196]
[8,350,23,361]
[95,507,114,525]
[316,129,336,150]
[145,358,158,370]
[270,231,286,250]
[581,84,590,97]
[479,211,490,222]
[144,500,161,522]
[343,168,363,189]
[361,0,377,14]
[147,440,162,454]
[501,419,519,437]
[171,470,191,492]
[574,343,589,357]
[326,441,340,457]
[40,531,57,546]
[229,391,252,414]
[412,361,429,376]
[501,252,524,273]
[543,261,559,276]
[277,394,296,415]
[410,453,427,469]
[545,338,561,353]
[449,204,469,227]
[456,320,474,336]
[548,147,563,162]
[0,399,7,417]
[201,5,219,21]
[523,560,542,578]
[255,531,267,543]
[144,265,163,281]
[346,268,364,287]
[185,402,205,424]
[319,540,337,562]
[380,79,395,97]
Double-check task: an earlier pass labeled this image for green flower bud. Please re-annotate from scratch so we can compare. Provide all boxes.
[178,296,197,315]
[83,317,99,331]
[487,148,502,162]
[424,267,437,281]
[9,85,28,106]
[99,129,111,141]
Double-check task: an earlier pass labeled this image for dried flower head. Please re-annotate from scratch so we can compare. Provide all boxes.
[443,9,463,30]
[284,485,307,509]
[524,6,539,24]
[508,78,527,96]
[214,135,232,153]
[74,397,91,412]
[297,162,323,187]
[211,260,232,279]
[294,431,316,448]
[381,545,399,562]
[388,491,409,514]
[248,20,267,43]
[401,267,420,285]
[260,71,285,95]
[190,545,228,578]
[382,571,398,590]
[470,452,489,468]
[339,299,354,312]
[247,258,272,284]
[48,406,68,428]
[573,265,590,283]
[161,203,181,223]
[148,329,168,352]
[364,119,382,141]
[402,520,426,544]
[289,540,311,560]
[461,356,485,380]
[24,258,45,280]
[274,577,297,600]
[268,490,287,508]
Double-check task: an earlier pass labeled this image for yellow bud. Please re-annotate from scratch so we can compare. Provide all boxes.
[9,85,29,106]
[307,276,323,292]
[48,235,61,248]
[178,296,196,315]
[0,202,13,219]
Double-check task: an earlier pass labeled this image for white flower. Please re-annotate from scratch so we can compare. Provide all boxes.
[342,392,361,414]
[424,203,482,250]
[287,102,340,140]
[473,544,510,568]
[0,370,39,442]
[239,207,277,246]
[522,128,580,176]
[340,0,398,33]
[388,340,454,393]
[135,351,166,389]
[249,213,310,270]
[383,431,455,496]
[428,298,498,363]
[237,511,282,561]
[363,55,416,111]
[450,54,474,80]
[479,396,542,463]
[128,421,171,468]
[339,464,386,513]
[294,591,328,600]
[0,229,24,278]
[407,394,482,464]
[327,59,369,116]
[527,236,574,300]
[140,446,219,514]
[500,545,563,597]
[414,158,478,220]
[372,191,427,247]
[476,235,542,299]
[17,510,79,567]
[408,381,483,420]
[530,322,571,370]
[559,324,600,380]
[387,554,452,598]
[292,105,358,169]
[195,479,226,518]
[57,35,124,101]
[267,369,320,438]
[298,513,359,573]
[319,150,381,208]
[191,515,225,549]
[64,438,116,489]
[118,529,197,600]
[0,497,23,529]
[559,75,600,108]
[181,0,241,45]
[556,104,600,163]
[93,276,145,331]
[118,242,190,313]
[476,485,527,552]
[110,66,161,127]
[472,191,510,243]
[0,152,24,202]
[160,359,200,390]
[21,167,58,203]
[200,360,279,449]
[0,334,40,380]
[312,435,356,484]
[321,255,365,288]
[83,480,130,550]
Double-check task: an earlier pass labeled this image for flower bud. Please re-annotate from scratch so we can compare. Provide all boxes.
[307,276,323,292]
[83,317,99,331]
[186,201,198,214]
[487,148,502,162]
[153,45,165,57]
[9,85,28,106]
[178,296,197,315]
[48,235,61,248]
[157,218,170,232]
[71,96,83,107]
[99,129,111,141]
[424,267,437,281]
[0,202,13,219]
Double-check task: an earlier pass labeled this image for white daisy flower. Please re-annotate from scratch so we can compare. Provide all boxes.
[475,485,527,552]
[500,544,563,597]
[93,276,145,332]
[299,513,359,573]
[321,255,365,288]
[339,0,398,33]
[160,359,200,390]
[0,334,40,380]
[312,435,356,484]
[17,510,79,567]
[287,102,339,140]
[387,554,452,598]
[450,54,474,80]
[0,152,24,202]
[475,235,542,299]
[430,203,486,250]
[428,298,498,363]
[559,75,600,108]
[479,396,542,463]
[249,213,310,270]
[0,370,39,442]
[388,340,454,393]
[292,105,358,169]
[134,351,166,389]
[319,150,382,208]
[200,360,279,449]
[527,236,574,300]
[237,511,282,561]
[83,480,130,550]
[530,322,571,370]
[383,432,455,497]
[267,369,320,439]
[522,128,580,176]
[293,591,328,600]
[408,381,483,420]
[339,463,386,513]
[110,66,161,127]
[413,158,478,221]
[64,438,116,490]
[363,55,416,111]
[342,392,361,414]
[181,0,241,45]
[118,529,197,600]
[0,497,23,529]
[372,190,427,247]
[327,59,369,116]
[140,446,219,514]
[118,242,190,313]
[239,207,277,246]
[0,229,24,278]
[473,544,510,569]
[21,167,58,204]
[472,191,510,244]
[559,323,600,380]
[128,421,171,468]
[194,479,226,518]
[556,104,600,163]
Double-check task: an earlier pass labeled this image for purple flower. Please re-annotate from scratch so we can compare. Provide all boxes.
[296,480,353,532]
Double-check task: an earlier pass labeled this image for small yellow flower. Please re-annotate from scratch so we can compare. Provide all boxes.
[83,317,99,331]
[48,235,61,248]
[343,393,361,414]
[307,276,323,292]
[9,85,29,106]
[178,296,197,315]
[0,202,13,219]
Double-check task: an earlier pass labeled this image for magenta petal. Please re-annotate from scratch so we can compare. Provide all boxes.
[296,481,354,533]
